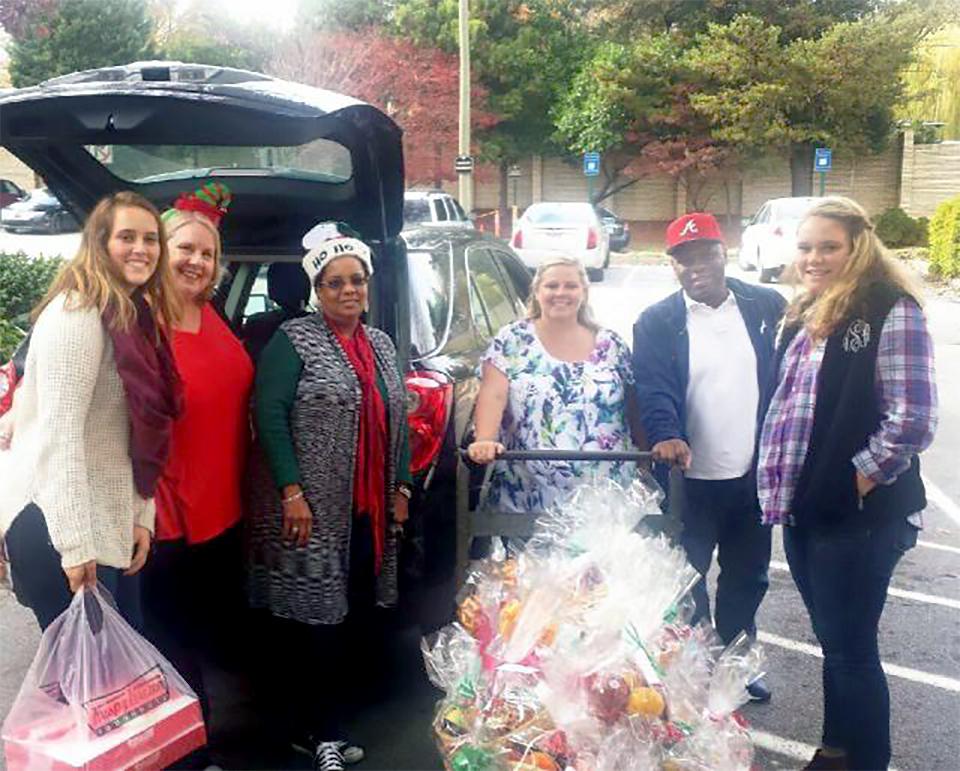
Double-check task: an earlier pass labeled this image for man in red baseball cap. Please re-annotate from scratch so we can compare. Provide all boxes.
[632,211,787,703]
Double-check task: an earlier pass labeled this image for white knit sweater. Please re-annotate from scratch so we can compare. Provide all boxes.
[0,293,154,569]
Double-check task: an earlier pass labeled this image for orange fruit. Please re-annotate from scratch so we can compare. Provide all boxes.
[626,687,665,718]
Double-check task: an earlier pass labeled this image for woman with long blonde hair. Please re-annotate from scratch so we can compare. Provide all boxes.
[0,191,181,631]
[467,255,643,513]
[757,197,937,770]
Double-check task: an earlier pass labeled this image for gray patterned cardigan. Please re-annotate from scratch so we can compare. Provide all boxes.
[247,314,407,625]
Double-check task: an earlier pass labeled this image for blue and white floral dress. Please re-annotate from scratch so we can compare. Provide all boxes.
[481,319,638,514]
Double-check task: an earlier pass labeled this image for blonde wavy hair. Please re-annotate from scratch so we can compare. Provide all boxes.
[783,196,921,340]
[162,208,225,302]
[33,191,180,334]
[525,255,600,332]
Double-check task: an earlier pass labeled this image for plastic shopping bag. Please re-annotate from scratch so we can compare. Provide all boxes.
[2,584,206,770]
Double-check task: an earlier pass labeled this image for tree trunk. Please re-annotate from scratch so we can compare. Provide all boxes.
[789,142,814,197]
[498,160,509,232]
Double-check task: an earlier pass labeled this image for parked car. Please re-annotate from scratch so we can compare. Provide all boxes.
[739,196,818,282]
[0,188,79,233]
[0,61,530,627]
[0,178,27,208]
[403,190,473,230]
[595,205,630,252]
[511,201,610,281]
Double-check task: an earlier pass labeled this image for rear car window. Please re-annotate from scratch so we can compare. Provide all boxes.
[84,140,353,183]
[408,248,453,358]
[525,204,594,225]
[403,198,432,226]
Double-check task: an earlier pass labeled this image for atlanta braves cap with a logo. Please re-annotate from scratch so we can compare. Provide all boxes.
[665,212,725,254]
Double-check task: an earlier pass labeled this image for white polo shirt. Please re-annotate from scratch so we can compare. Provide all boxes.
[684,290,759,480]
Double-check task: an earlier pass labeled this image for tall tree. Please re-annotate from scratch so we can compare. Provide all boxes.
[296,0,393,31]
[270,28,498,187]
[552,33,739,205]
[9,0,154,87]
[685,8,941,195]
[393,0,589,215]
[0,0,59,39]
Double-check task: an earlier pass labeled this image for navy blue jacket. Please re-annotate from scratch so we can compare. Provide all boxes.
[632,278,787,483]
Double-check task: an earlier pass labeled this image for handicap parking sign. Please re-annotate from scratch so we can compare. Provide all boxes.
[814,148,832,171]
[583,152,601,177]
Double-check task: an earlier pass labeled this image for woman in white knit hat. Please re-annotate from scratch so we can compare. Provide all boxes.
[246,221,411,771]
[0,191,181,631]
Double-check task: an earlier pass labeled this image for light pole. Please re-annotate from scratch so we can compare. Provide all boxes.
[457,0,474,213]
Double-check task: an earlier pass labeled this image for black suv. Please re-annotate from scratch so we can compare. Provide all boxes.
[0,61,531,626]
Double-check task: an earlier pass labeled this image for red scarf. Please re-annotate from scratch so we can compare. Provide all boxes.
[105,292,183,498]
[328,317,388,574]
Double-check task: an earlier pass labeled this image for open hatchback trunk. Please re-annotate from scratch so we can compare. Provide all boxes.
[0,61,408,328]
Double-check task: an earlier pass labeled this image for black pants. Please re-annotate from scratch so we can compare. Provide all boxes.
[140,525,246,728]
[679,474,772,644]
[5,504,142,631]
[255,516,378,743]
[785,516,918,770]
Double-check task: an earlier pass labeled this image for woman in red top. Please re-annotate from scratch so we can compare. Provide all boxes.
[140,183,253,764]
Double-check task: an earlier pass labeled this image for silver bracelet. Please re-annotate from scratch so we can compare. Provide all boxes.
[282,491,304,504]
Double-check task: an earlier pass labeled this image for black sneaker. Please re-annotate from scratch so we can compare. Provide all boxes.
[746,675,772,703]
[313,741,345,771]
[292,735,364,765]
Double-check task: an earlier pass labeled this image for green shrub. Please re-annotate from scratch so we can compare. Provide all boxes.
[0,252,64,359]
[928,196,960,279]
[875,207,928,248]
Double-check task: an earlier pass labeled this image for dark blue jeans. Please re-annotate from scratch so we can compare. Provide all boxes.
[680,474,772,644]
[784,515,918,770]
[4,504,143,631]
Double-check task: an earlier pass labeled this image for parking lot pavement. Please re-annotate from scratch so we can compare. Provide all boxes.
[0,229,80,260]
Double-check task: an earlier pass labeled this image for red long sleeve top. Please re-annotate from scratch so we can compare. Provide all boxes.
[155,303,254,543]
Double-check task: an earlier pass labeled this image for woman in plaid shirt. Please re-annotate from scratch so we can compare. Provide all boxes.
[758,197,937,771]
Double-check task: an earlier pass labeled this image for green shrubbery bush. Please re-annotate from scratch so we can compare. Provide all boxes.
[875,207,928,248]
[0,252,64,359]
[928,196,960,279]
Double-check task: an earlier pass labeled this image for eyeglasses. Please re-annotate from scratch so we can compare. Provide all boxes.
[316,275,369,291]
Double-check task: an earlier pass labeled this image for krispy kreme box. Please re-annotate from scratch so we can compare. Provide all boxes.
[4,666,205,770]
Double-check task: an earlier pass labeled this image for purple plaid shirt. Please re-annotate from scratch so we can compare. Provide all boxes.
[758,298,938,526]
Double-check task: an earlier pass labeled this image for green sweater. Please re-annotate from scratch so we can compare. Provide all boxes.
[256,329,412,490]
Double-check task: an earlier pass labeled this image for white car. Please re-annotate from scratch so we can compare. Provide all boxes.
[511,201,610,281]
[739,196,818,283]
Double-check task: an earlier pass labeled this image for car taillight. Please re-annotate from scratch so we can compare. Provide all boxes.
[0,360,17,417]
[512,229,523,248]
[405,370,454,474]
[587,228,598,249]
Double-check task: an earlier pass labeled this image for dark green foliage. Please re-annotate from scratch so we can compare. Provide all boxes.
[875,208,929,248]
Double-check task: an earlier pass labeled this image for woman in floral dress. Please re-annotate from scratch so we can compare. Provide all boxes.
[467,255,643,513]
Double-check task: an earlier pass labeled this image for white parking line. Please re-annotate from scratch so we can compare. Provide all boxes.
[757,631,960,693]
[768,560,960,610]
[917,539,960,556]
[750,729,818,762]
[922,474,960,527]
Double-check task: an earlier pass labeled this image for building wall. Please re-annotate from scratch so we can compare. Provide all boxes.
[0,150,35,190]
[447,132,960,229]
[901,135,960,217]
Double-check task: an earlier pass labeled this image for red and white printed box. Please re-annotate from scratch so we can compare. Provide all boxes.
[4,667,206,771]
